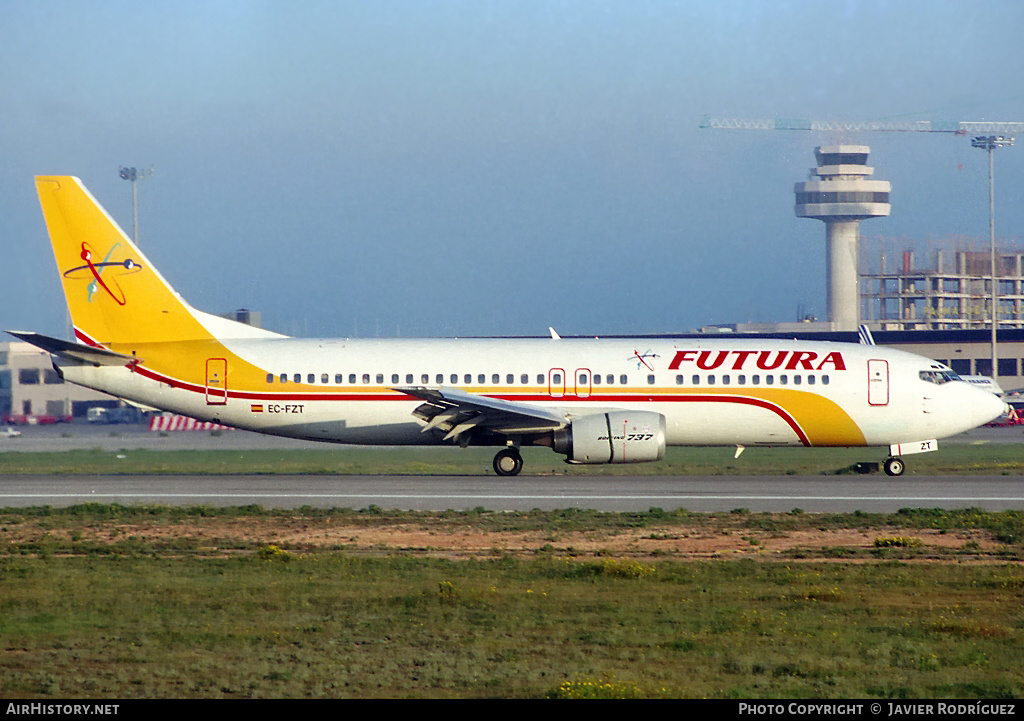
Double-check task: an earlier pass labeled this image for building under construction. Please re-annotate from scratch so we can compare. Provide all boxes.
[861,235,1024,331]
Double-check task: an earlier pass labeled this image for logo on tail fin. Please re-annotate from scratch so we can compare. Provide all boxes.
[62,242,142,305]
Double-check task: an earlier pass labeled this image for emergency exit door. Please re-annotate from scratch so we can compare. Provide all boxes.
[867,359,889,406]
[206,358,227,405]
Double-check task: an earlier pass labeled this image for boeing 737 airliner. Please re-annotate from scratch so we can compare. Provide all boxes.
[9,176,1007,476]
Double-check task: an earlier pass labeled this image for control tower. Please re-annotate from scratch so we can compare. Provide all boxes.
[795,146,890,331]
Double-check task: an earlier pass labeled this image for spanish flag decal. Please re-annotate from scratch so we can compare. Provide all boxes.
[250,404,264,413]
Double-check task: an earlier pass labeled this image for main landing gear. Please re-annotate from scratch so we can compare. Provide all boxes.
[883,456,905,477]
[493,447,524,477]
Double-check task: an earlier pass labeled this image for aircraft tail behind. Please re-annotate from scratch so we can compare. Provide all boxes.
[35,176,277,347]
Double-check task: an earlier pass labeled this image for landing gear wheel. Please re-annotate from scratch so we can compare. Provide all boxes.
[883,457,905,477]
[493,448,523,477]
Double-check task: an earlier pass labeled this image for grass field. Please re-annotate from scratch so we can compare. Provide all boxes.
[1,505,1023,699]
[4,442,1024,475]
[3,441,1023,698]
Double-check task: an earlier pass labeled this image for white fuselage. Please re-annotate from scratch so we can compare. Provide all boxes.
[58,336,1006,449]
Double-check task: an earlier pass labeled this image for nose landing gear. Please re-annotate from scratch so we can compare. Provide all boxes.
[883,456,905,477]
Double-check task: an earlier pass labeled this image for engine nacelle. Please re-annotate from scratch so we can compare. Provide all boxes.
[552,411,666,464]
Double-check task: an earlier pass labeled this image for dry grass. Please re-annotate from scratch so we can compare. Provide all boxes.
[1,506,1022,698]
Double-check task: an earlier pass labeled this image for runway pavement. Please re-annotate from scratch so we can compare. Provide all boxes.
[2,423,1023,512]
[1,473,1022,512]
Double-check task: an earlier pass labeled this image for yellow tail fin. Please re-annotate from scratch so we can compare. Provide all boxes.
[37,176,217,347]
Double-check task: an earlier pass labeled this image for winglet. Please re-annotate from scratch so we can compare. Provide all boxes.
[549,326,561,340]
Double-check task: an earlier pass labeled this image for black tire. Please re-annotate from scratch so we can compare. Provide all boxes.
[493,448,523,477]
[883,457,905,477]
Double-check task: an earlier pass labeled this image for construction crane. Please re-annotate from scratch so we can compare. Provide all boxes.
[699,116,1024,135]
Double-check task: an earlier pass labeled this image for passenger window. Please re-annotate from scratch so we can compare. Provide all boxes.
[537,374,545,384]
[478,374,485,384]
[620,375,627,384]
[322,374,329,384]
[692,375,699,385]
[794,375,801,385]
[307,374,315,384]
[436,374,444,384]
[722,374,730,385]
[521,374,529,384]
[349,373,357,384]
[752,375,760,385]
[335,374,343,384]
[280,373,288,383]
[465,374,472,384]
[406,374,414,384]
[780,375,787,385]
[738,375,746,385]
[647,374,654,385]
[606,374,614,385]
[766,375,774,385]
[362,374,370,384]
[808,375,815,385]
[492,374,500,384]
[675,375,683,385]
[391,374,399,384]
[507,374,515,384]
[708,375,715,385]
[266,373,274,383]
[595,374,602,385]
[553,373,562,384]
[422,374,429,384]
[376,374,384,384]
[451,374,459,384]
[580,373,589,385]
[294,373,301,383]
[822,375,830,385]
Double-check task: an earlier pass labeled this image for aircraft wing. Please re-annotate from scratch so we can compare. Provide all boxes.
[5,330,137,366]
[395,386,568,442]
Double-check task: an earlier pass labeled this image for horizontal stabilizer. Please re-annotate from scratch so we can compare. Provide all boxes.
[5,330,136,366]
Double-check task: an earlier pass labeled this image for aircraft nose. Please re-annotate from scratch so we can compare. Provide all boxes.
[976,389,1011,427]
[946,383,1011,434]
[933,383,1010,438]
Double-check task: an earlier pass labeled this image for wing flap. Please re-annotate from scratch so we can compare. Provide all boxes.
[396,386,568,440]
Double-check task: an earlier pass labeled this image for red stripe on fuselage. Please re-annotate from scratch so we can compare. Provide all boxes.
[124,363,812,446]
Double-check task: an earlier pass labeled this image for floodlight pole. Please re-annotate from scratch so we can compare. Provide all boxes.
[971,136,1013,381]
[119,166,154,245]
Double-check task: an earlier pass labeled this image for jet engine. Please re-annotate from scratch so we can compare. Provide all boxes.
[552,411,666,464]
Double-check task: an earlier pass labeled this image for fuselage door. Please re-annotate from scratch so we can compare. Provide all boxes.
[868,359,889,406]
[206,358,228,405]
[548,368,565,398]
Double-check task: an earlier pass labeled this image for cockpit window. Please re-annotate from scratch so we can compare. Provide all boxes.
[920,369,960,385]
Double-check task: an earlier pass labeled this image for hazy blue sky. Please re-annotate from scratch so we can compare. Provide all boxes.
[3,0,1023,338]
